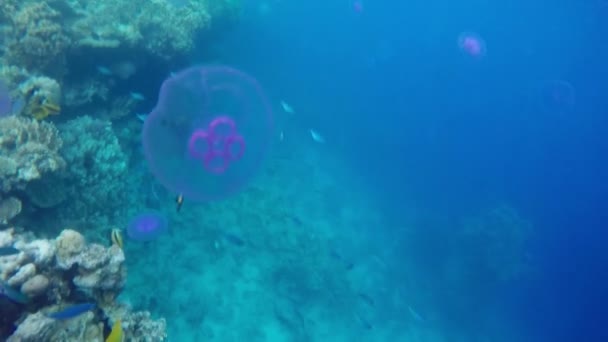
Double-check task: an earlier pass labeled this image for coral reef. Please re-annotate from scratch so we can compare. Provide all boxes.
[54,116,135,228]
[0,227,167,341]
[0,116,64,194]
[0,116,65,224]
[0,0,241,118]
[16,115,140,232]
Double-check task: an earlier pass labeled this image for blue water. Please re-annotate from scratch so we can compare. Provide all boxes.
[199,0,608,340]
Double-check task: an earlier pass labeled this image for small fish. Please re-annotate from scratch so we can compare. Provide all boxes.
[309,129,325,143]
[0,281,29,304]
[354,312,373,330]
[222,232,245,246]
[408,305,424,322]
[135,113,148,122]
[280,100,294,114]
[358,293,375,307]
[130,92,145,101]
[175,194,184,212]
[106,319,123,342]
[96,65,112,76]
[0,246,20,256]
[47,303,95,320]
[279,130,284,141]
[329,249,355,270]
[111,229,123,249]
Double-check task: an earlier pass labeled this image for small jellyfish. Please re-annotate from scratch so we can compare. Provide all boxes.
[541,80,575,114]
[126,211,168,242]
[458,32,486,58]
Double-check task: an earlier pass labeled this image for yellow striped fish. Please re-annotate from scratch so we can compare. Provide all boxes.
[111,229,123,249]
[106,319,123,342]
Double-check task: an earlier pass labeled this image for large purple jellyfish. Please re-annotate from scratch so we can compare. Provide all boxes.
[143,66,274,201]
[126,211,168,241]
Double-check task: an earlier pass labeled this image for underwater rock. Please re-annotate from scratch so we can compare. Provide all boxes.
[21,274,49,297]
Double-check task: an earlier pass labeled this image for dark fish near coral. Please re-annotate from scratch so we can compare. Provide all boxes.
[0,281,29,304]
[0,246,20,256]
[48,303,95,319]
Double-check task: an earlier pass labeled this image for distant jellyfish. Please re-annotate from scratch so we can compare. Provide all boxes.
[458,32,486,58]
[353,0,363,13]
[541,79,576,114]
[126,211,168,242]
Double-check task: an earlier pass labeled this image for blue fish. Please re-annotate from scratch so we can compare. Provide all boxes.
[0,281,29,304]
[0,246,20,256]
[48,303,95,319]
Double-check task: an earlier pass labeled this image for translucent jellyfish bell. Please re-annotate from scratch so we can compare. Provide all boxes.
[143,66,274,201]
[127,211,168,242]
[458,31,486,59]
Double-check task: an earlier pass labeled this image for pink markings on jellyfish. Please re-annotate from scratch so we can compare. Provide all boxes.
[188,116,246,174]
[541,79,575,114]
[458,32,486,58]
[126,211,168,242]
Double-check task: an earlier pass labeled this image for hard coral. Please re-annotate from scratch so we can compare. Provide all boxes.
[1,227,167,341]
[0,196,22,224]
[0,116,65,194]
[69,0,213,59]
[4,2,71,77]
[55,229,126,301]
[53,116,134,228]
